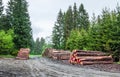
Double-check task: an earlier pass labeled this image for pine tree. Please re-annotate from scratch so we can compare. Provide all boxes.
[39,37,45,54]
[73,3,78,29]
[33,37,45,54]
[91,13,96,27]
[78,4,89,30]
[0,0,4,30]
[33,38,40,54]
[64,6,73,49]
[0,0,11,31]
[52,10,64,49]
[113,4,120,51]
[6,0,33,50]
[0,0,3,16]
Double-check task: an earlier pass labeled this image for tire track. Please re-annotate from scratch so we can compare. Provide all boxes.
[0,58,120,77]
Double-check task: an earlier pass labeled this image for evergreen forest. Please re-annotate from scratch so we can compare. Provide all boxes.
[52,3,120,61]
[0,0,119,61]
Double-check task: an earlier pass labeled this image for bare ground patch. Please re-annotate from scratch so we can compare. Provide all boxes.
[0,58,120,77]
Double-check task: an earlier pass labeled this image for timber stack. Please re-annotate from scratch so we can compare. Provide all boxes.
[69,50,113,65]
[42,48,71,60]
[16,48,30,60]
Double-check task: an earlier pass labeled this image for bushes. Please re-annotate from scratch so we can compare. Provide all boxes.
[66,30,81,51]
[0,29,15,55]
[66,29,92,51]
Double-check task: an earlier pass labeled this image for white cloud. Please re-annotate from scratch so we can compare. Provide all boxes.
[32,20,54,40]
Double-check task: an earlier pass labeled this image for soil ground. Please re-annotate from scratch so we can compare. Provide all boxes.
[0,57,120,77]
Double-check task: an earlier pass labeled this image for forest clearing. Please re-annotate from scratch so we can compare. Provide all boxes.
[0,0,120,77]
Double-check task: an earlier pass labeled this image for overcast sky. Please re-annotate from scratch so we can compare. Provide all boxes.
[3,0,120,40]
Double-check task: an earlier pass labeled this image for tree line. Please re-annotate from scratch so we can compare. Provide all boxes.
[31,37,51,55]
[0,0,120,61]
[52,3,89,49]
[0,0,51,56]
[52,3,120,61]
[0,0,33,55]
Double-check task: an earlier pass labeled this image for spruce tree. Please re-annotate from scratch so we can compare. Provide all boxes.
[0,0,3,30]
[6,0,33,50]
[0,0,11,31]
[33,38,40,54]
[0,0,10,31]
[113,4,120,52]
[78,4,89,30]
[0,0,3,16]
[52,10,64,49]
[91,13,96,27]
[73,3,78,29]
[64,6,73,49]
[39,37,45,54]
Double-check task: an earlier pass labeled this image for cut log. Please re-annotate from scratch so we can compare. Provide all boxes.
[80,60,113,65]
[52,52,70,60]
[42,48,55,58]
[16,48,30,60]
[69,50,113,65]
[76,53,106,56]
[76,56,113,61]
[42,48,71,60]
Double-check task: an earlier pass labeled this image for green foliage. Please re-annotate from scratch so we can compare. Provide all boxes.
[0,0,33,56]
[0,0,3,16]
[112,49,120,62]
[53,3,120,61]
[52,3,90,49]
[29,55,42,58]
[66,29,91,51]
[0,30,14,55]
[89,6,120,61]
[73,3,78,29]
[52,10,64,49]
[32,37,46,55]
[66,30,80,51]
[117,62,120,64]
[0,55,14,58]
[0,15,12,31]
[6,0,33,50]
[78,3,90,30]
[39,38,46,53]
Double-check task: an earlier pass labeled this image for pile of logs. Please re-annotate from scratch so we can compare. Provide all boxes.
[16,48,30,60]
[69,50,113,65]
[42,48,71,60]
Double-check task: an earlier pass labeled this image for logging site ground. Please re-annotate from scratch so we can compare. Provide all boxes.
[0,57,120,77]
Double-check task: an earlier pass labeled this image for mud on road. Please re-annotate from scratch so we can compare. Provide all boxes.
[0,57,120,77]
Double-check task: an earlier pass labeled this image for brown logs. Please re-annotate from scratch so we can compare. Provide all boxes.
[69,50,113,65]
[42,48,71,60]
[16,48,30,60]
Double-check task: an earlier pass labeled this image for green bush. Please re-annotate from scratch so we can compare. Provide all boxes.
[66,30,81,51]
[0,29,14,55]
[66,29,92,51]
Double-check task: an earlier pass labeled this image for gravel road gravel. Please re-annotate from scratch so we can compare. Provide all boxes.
[0,57,119,77]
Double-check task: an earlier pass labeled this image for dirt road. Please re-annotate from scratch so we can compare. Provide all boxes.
[0,57,120,77]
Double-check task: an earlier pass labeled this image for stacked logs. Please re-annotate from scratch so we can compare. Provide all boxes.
[42,48,71,60]
[16,48,30,60]
[69,50,113,65]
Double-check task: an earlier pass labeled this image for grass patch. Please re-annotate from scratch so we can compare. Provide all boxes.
[0,55,15,58]
[29,55,42,58]
[117,62,120,64]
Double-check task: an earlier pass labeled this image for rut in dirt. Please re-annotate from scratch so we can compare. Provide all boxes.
[0,58,120,77]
